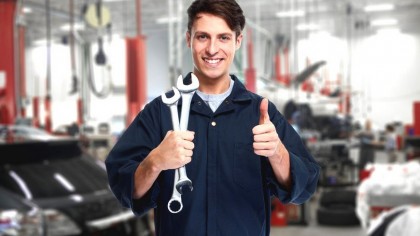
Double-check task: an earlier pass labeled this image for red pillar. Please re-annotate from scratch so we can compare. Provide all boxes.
[414,102,420,135]
[0,0,17,124]
[32,97,40,127]
[125,37,147,126]
[245,29,256,92]
[18,26,26,118]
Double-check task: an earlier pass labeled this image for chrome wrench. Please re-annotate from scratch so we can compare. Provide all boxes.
[161,87,183,213]
[175,74,199,194]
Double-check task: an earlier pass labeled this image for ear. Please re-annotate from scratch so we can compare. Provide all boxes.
[235,33,243,50]
[186,31,192,48]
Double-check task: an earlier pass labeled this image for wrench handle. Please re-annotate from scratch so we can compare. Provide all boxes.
[169,105,180,131]
[176,166,193,194]
[168,170,183,213]
[179,92,194,131]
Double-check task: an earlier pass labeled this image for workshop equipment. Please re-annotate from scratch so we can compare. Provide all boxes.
[161,87,183,213]
[176,74,199,194]
[161,74,199,213]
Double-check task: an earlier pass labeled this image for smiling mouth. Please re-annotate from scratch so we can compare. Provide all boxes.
[204,58,223,65]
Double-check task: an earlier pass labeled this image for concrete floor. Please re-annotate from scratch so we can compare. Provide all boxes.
[270,192,366,236]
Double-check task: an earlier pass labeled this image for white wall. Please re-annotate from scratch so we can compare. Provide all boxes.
[351,31,420,130]
[24,29,171,132]
[23,26,420,133]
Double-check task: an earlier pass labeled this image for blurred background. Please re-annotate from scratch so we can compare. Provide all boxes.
[1,0,420,235]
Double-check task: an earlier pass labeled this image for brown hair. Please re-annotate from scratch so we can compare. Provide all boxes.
[187,0,246,38]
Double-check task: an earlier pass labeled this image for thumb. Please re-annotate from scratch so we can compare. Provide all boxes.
[259,98,270,124]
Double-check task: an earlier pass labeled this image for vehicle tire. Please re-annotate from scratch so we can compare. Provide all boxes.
[317,205,360,226]
[319,189,356,208]
[131,217,152,236]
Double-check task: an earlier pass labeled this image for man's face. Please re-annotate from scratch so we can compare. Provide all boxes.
[186,13,242,82]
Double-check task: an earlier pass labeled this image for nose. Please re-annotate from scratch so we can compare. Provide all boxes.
[206,39,219,55]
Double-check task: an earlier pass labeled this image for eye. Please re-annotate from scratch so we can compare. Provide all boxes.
[220,35,231,41]
[197,34,208,40]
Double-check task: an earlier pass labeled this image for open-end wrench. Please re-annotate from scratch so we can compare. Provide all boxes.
[161,87,184,213]
[175,74,199,194]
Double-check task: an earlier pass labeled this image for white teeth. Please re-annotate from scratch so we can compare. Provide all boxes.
[205,59,221,64]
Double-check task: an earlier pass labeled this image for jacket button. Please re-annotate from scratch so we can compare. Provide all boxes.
[197,101,202,105]
[211,121,216,126]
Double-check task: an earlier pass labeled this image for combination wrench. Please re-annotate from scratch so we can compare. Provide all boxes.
[161,87,184,213]
[175,74,199,194]
[161,74,199,213]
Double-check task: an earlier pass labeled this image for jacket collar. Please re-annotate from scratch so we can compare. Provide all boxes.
[180,72,252,103]
[178,73,252,117]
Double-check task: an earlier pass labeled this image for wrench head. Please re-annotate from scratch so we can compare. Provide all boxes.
[176,74,199,92]
[161,87,181,105]
[176,179,193,194]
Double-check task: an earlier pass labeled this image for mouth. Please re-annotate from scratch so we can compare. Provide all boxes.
[203,58,223,66]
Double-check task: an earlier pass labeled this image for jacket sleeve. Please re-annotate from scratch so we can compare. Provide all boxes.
[105,100,164,216]
[264,101,320,204]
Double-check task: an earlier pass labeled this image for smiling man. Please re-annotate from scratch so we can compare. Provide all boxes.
[105,0,320,235]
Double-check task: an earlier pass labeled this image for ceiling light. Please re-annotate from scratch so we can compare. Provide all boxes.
[371,18,398,26]
[60,23,85,31]
[364,4,394,12]
[276,10,305,18]
[102,0,128,2]
[296,24,319,31]
[376,28,400,35]
[156,17,180,24]
[22,7,32,14]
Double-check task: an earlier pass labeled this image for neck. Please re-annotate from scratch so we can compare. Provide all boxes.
[196,74,231,94]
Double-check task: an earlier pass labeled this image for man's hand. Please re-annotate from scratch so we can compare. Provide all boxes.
[149,130,195,171]
[252,98,291,190]
[252,98,280,157]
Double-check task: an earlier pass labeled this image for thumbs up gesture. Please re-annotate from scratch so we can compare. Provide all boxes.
[252,98,281,157]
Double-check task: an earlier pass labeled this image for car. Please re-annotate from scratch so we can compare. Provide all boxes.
[0,138,152,236]
[0,187,44,235]
[0,125,63,143]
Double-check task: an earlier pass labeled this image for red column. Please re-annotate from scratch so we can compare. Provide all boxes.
[125,37,147,126]
[414,102,420,135]
[245,29,256,92]
[0,0,17,124]
[18,26,26,118]
[32,97,40,127]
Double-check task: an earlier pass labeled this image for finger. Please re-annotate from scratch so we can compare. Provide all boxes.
[253,141,277,151]
[180,131,195,141]
[259,98,270,125]
[253,132,277,142]
[252,123,275,135]
[183,140,195,150]
[254,149,273,157]
[183,149,193,158]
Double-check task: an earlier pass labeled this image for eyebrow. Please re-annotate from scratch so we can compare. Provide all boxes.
[195,31,234,37]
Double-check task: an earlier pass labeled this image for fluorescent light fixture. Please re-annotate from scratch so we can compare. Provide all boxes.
[276,10,305,18]
[371,18,398,26]
[364,4,394,12]
[376,28,400,35]
[22,7,32,13]
[60,23,85,31]
[9,171,32,200]
[69,194,84,202]
[33,39,47,46]
[296,24,319,31]
[54,173,75,192]
[156,17,180,24]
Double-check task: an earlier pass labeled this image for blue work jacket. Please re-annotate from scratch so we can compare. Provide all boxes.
[105,73,320,236]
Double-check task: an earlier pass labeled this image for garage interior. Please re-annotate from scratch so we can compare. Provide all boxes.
[1,0,420,235]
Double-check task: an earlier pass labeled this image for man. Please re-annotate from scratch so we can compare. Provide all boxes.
[105,0,320,235]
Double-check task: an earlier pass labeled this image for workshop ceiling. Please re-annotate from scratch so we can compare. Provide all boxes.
[21,0,420,45]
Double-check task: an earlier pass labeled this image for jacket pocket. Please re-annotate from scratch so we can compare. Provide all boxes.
[234,143,262,191]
